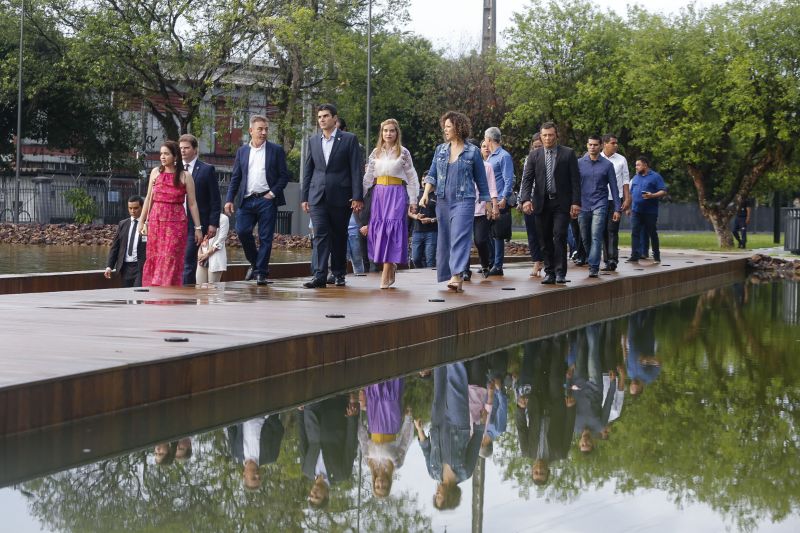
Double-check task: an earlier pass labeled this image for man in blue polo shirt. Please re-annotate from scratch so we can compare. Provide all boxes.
[578,136,620,278]
[627,156,667,263]
[484,127,515,276]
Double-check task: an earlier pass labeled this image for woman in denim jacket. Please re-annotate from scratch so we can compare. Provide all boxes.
[419,111,491,292]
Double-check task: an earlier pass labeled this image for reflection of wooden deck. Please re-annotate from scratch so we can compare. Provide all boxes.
[0,252,745,435]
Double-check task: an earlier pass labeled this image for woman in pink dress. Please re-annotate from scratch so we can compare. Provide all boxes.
[139,140,203,287]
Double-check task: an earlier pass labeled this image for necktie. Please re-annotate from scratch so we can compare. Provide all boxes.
[127,219,138,257]
[545,149,555,195]
[184,163,190,172]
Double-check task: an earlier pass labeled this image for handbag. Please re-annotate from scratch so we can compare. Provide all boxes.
[491,210,513,241]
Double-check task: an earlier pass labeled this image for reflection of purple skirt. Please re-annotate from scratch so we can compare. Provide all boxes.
[368,185,408,264]
[366,378,404,435]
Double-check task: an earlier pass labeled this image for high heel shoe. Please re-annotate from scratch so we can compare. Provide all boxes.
[388,264,397,287]
[446,276,463,292]
[380,268,389,289]
[530,261,544,277]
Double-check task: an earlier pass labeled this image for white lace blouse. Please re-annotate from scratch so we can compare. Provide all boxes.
[363,146,421,204]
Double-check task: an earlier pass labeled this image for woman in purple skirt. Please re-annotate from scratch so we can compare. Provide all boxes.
[363,119,420,289]
[358,378,414,498]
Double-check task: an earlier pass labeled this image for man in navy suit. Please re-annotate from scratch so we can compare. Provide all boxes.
[301,103,364,288]
[180,134,221,285]
[104,195,147,287]
[224,115,290,285]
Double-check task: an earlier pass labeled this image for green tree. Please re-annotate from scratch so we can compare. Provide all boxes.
[625,1,800,246]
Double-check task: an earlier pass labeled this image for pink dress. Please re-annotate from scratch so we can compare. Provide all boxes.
[142,172,187,287]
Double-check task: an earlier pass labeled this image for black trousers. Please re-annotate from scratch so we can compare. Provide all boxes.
[603,199,621,265]
[309,202,352,279]
[120,261,140,288]
[535,199,570,277]
[471,215,492,270]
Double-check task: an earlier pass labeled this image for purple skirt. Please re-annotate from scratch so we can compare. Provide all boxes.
[366,378,404,435]
[368,185,408,264]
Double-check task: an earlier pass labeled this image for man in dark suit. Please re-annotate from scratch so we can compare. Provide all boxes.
[227,415,285,490]
[520,122,581,284]
[297,395,359,508]
[104,195,147,287]
[301,103,364,288]
[224,115,290,285]
[180,134,221,285]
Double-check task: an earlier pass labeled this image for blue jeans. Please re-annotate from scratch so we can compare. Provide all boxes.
[435,197,474,282]
[412,231,437,267]
[347,232,365,273]
[578,205,608,271]
[235,196,277,276]
[630,211,659,260]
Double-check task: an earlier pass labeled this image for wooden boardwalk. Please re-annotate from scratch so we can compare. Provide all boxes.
[0,252,746,436]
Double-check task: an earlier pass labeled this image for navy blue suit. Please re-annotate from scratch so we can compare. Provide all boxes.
[225,141,290,277]
[183,159,221,285]
[301,130,363,280]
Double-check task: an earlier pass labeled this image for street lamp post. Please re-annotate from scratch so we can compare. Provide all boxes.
[14,0,25,224]
[365,0,372,149]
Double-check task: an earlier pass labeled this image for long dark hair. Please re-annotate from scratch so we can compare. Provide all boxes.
[159,140,184,187]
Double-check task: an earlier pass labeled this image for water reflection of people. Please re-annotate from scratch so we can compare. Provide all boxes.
[515,338,574,485]
[227,415,285,490]
[358,378,414,498]
[297,395,359,509]
[415,362,486,510]
[572,324,618,453]
[624,309,661,397]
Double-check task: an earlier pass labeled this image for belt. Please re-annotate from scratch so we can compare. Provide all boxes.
[547,193,558,200]
[375,175,404,186]
[245,190,270,200]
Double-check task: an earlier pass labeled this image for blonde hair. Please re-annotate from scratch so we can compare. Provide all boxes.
[374,118,403,158]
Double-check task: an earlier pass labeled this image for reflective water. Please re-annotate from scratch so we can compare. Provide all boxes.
[1,280,799,532]
[0,244,310,274]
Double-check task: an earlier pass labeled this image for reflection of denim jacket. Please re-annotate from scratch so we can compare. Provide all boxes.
[420,422,484,483]
[424,142,491,202]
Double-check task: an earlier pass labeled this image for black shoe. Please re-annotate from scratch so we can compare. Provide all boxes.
[244,265,256,281]
[588,270,599,278]
[608,261,617,271]
[541,274,556,285]
[481,268,491,279]
[574,259,587,267]
[555,275,567,284]
[334,275,346,286]
[653,256,661,264]
[642,254,650,259]
[600,264,612,272]
[625,257,639,263]
[256,273,268,286]
[488,266,504,276]
[303,277,327,289]
[327,274,335,284]
[463,270,472,282]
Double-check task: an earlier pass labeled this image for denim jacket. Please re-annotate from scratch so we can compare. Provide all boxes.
[424,142,491,202]
[420,422,484,483]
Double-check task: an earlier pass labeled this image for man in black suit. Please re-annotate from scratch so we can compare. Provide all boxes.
[180,134,221,285]
[104,195,147,287]
[301,103,364,288]
[224,115,290,285]
[297,395,359,508]
[520,122,581,284]
[227,415,285,490]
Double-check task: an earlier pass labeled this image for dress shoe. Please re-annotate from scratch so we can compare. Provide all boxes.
[574,259,587,267]
[487,266,504,276]
[334,275,346,286]
[600,264,613,272]
[463,269,473,282]
[244,265,256,281]
[588,270,599,278]
[303,277,327,289]
[541,274,556,285]
[625,257,640,263]
[555,275,567,284]
[481,268,491,279]
[256,273,268,286]
[327,274,336,284]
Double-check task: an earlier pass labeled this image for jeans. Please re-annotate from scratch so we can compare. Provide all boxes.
[578,205,608,271]
[435,197,474,282]
[602,199,621,266]
[412,231,437,268]
[630,211,660,260]
[235,196,277,276]
[347,232,365,273]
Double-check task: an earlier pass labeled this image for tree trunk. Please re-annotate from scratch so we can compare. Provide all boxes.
[706,208,735,248]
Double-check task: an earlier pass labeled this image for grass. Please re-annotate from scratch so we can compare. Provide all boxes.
[510,230,783,252]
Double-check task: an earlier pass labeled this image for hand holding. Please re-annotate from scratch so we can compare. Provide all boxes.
[224,202,234,216]
[301,201,310,214]
[612,211,621,222]
[522,201,533,215]
[418,194,428,208]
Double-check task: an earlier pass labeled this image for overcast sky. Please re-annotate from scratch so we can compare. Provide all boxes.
[406,0,725,51]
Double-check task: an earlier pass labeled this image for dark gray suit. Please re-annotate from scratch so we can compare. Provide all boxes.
[301,129,363,280]
[107,217,146,287]
[297,396,358,484]
[519,145,581,277]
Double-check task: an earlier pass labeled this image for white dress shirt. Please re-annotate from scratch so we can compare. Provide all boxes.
[242,416,267,465]
[124,217,140,263]
[321,129,338,165]
[601,152,630,200]
[245,142,269,197]
[184,157,198,176]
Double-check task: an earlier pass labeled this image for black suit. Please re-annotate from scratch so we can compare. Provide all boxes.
[301,129,363,280]
[227,415,285,466]
[183,159,221,285]
[520,145,581,277]
[297,396,358,484]
[107,217,147,287]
